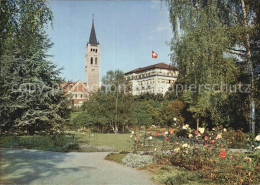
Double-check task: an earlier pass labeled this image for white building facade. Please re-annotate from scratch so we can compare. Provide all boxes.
[124,63,179,95]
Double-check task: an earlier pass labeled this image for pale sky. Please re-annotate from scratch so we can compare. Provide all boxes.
[47,0,173,82]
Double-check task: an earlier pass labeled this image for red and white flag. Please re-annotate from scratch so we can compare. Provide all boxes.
[152,50,158,59]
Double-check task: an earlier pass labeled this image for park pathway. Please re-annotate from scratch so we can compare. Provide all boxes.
[0,148,157,185]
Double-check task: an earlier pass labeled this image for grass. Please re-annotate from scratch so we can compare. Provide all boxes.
[0,134,76,152]
[0,132,132,152]
[71,131,132,151]
[105,152,128,163]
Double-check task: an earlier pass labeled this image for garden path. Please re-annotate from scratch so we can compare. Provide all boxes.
[0,148,157,185]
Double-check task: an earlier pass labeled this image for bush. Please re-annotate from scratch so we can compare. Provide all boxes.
[105,153,128,163]
[81,144,115,152]
[64,142,81,152]
[168,146,260,184]
[153,165,213,185]
[122,153,154,168]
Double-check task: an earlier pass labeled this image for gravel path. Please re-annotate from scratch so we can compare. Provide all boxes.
[0,148,157,185]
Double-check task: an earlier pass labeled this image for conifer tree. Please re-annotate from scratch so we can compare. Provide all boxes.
[0,0,70,134]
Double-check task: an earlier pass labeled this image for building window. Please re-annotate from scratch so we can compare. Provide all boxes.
[90,57,93,65]
[96,49,98,52]
[81,94,82,98]
[95,57,98,65]
[75,94,77,98]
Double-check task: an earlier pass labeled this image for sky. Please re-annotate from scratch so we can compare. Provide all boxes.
[47,0,173,82]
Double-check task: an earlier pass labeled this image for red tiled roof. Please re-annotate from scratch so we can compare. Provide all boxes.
[61,81,88,93]
[125,63,178,75]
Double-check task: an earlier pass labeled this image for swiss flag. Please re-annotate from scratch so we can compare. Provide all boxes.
[152,50,158,59]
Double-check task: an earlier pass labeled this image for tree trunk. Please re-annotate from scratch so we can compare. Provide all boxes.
[240,0,255,134]
[196,114,200,130]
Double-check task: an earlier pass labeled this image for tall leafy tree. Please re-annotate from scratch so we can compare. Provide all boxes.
[83,92,134,133]
[0,0,70,134]
[166,0,259,130]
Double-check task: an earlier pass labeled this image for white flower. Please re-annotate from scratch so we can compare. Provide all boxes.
[182,124,190,130]
[165,131,169,135]
[255,135,260,141]
[154,148,157,151]
[216,133,222,139]
[223,128,227,132]
[174,147,180,153]
[255,145,260,150]
[130,135,133,138]
[188,134,193,138]
[131,131,135,135]
[173,117,177,121]
[182,143,190,148]
[212,128,215,131]
[198,127,205,134]
[148,136,153,140]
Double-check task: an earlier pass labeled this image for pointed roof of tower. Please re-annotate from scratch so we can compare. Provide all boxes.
[88,17,99,46]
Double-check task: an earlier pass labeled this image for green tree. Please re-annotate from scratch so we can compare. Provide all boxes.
[164,100,186,127]
[83,92,134,133]
[0,0,70,134]
[166,0,259,130]
[101,70,125,93]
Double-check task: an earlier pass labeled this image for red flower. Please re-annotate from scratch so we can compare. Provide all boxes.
[162,132,165,136]
[137,135,141,139]
[148,132,151,136]
[155,132,159,137]
[231,155,235,159]
[217,126,219,129]
[211,140,215,144]
[164,136,169,141]
[194,130,198,135]
[219,151,226,159]
[204,136,209,141]
[170,130,174,134]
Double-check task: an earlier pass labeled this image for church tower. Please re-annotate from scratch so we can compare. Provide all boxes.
[85,16,100,91]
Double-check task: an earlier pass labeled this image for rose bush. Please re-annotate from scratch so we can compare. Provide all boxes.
[129,126,260,184]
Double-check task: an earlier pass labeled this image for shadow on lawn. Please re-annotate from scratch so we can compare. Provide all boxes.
[0,148,96,184]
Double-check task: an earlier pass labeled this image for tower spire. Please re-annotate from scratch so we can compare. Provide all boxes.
[88,14,98,46]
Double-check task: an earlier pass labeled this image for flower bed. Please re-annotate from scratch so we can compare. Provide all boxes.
[129,126,260,184]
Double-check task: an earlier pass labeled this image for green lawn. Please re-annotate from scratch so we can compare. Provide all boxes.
[0,132,132,152]
[73,132,132,151]
[0,134,75,152]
